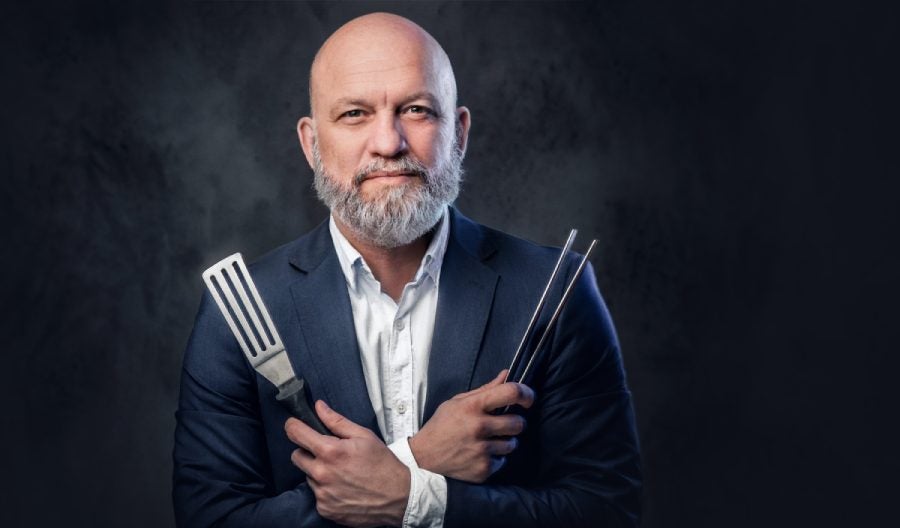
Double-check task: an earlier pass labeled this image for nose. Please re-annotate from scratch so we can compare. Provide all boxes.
[368,112,408,158]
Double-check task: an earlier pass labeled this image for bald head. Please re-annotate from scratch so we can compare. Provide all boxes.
[308,13,458,117]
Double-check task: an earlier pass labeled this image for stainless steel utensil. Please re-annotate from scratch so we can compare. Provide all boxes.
[202,253,330,435]
[505,232,598,386]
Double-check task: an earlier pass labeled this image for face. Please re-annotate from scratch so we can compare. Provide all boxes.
[298,25,471,248]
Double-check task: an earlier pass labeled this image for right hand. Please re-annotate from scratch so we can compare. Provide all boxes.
[409,370,535,483]
[286,402,410,528]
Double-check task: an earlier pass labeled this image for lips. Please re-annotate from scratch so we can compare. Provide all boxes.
[357,170,426,187]
[352,158,429,185]
[364,171,420,180]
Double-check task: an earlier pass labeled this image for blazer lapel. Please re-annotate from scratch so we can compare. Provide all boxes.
[424,209,499,422]
[286,223,380,437]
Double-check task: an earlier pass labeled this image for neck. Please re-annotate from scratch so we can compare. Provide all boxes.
[334,217,435,302]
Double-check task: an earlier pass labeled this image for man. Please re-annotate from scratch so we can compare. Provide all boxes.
[173,12,641,528]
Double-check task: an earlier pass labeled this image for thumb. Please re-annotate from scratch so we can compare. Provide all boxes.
[462,369,509,398]
[315,400,370,439]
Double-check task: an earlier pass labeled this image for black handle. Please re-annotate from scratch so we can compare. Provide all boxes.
[276,378,332,435]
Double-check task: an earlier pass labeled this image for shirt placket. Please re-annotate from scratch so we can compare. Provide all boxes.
[391,313,413,437]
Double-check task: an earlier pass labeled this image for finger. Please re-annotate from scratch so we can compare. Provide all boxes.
[478,369,508,390]
[454,370,508,400]
[481,414,527,437]
[290,446,317,475]
[487,437,519,456]
[315,400,373,439]
[284,416,330,456]
[479,382,536,412]
[488,455,507,476]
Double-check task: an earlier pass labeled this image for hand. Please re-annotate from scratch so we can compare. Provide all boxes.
[285,401,410,528]
[409,370,535,483]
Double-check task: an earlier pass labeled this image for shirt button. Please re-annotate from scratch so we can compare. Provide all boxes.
[397,401,407,414]
[395,319,405,331]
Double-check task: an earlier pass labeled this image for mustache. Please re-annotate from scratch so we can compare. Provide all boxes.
[353,156,429,186]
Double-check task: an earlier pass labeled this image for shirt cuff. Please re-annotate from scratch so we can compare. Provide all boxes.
[388,438,447,528]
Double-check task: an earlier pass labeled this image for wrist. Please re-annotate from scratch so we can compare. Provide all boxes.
[389,464,412,527]
[408,433,430,471]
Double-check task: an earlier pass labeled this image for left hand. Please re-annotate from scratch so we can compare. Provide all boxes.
[409,369,534,483]
[285,400,410,528]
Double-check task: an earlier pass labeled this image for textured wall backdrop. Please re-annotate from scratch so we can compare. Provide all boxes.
[1,1,897,527]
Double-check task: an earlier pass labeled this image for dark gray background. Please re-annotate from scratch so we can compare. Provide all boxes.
[2,1,897,526]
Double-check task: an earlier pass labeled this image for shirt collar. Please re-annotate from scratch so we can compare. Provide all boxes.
[328,206,450,293]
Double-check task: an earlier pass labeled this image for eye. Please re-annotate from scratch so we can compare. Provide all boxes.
[337,108,369,123]
[403,105,436,120]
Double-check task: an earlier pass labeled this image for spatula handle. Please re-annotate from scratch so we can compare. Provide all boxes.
[276,378,332,436]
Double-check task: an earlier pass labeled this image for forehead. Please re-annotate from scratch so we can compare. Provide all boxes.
[326,60,436,97]
[312,34,453,111]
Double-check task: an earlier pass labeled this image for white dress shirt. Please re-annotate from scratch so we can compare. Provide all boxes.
[328,209,449,528]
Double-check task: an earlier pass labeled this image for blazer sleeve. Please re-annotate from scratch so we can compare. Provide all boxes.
[172,291,333,528]
[444,263,642,527]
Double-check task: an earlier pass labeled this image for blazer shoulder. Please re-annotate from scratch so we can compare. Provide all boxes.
[476,222,579,275]
[450,208,562,265]
[244,219,331,288]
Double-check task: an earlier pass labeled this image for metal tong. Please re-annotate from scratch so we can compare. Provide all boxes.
[504,229,598,387]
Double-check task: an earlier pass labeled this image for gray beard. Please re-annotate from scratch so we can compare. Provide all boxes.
[312,138,463,248]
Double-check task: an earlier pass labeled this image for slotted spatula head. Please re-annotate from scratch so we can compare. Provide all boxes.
[202,253,296,390]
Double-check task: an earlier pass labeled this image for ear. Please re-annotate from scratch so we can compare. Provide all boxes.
[297,116,317,170]
[455,106,471,158]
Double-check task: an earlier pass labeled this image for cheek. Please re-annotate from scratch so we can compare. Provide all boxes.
[406,124,449,164]
[319,132,364,174]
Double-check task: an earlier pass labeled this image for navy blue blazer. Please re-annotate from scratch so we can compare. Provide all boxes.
[173,208,641,527]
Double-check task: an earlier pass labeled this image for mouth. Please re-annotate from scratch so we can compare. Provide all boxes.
[359,171,423,184]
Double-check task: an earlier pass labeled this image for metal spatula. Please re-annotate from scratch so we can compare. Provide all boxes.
[202,253,330,435]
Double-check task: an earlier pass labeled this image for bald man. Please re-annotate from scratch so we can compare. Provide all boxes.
[173,13,641,528]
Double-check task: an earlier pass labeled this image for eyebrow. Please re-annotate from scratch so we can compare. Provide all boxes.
[397,91,441,110]
[328,91,443,118]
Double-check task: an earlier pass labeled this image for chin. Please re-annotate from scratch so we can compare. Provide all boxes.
[360,180,421,202]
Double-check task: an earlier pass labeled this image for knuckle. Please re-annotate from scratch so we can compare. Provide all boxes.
[318,442,338,460]
[473,419,490,438]
[308,465,325,482]
[315,461,335,483]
